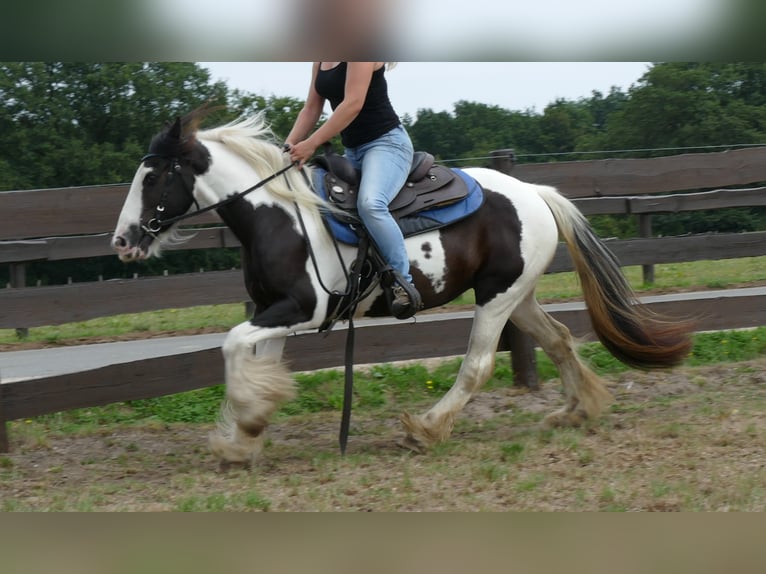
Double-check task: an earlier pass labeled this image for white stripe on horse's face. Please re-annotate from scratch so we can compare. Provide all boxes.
[112,165,152,260]
[117,165,150,232]
[408,231,448,293]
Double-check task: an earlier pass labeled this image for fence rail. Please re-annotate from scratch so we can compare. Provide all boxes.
[2,147,766,452]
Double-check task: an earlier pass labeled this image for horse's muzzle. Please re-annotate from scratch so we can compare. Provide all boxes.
[112,224,151,261]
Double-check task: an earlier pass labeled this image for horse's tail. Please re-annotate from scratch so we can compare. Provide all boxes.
[535,185,693,369]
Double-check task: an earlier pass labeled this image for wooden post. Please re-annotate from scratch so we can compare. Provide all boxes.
[0,380,9,453]
[489,149,517,172]
[501,323,539,390]
[639,214,655,285]
[489,149,539,390]
[9,263,28,339]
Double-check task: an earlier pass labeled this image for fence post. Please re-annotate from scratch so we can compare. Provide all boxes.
[639,214,655,285]
[489,149,539,390]
[9,263,29,339]
[0,379,8,453]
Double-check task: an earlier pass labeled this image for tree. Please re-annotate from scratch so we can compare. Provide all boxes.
[596,63,766,154]
[0,62,230,190]
[408,101,541,165]
[537,98,595,155]
[408,108,464,161]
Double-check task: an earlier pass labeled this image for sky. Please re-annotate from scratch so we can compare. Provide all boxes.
[200,62,652,118]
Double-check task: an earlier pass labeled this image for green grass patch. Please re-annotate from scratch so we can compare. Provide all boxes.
[534,256,766,301]
[0,304,247,345]
[687,328,766,365]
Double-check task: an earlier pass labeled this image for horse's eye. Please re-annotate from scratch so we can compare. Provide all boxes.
[144,172,158,186]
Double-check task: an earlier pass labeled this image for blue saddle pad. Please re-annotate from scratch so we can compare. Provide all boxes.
[311,167,484,246]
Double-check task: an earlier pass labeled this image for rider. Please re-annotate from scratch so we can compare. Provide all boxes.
[284,61,420,319]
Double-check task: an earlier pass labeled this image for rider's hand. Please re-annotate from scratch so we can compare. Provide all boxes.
[288,139,318,168]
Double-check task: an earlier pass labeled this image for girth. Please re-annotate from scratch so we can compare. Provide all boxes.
[312,150,470,220]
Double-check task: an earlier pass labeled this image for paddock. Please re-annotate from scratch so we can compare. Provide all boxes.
[2,356,766,511]
[3,146,766,455]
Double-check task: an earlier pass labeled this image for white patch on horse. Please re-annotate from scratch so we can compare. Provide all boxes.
[463,167,558,280]
[113,165,151,238]
[407,230,448,293]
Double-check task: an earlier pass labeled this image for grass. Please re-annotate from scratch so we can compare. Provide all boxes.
[0,303,248,346]
[535,256,766,300]
[2,256,765,346]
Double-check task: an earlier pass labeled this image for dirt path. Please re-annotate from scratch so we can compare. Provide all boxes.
[3,358,765,511]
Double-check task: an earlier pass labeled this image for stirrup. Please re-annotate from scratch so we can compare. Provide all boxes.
[390,273,422,320]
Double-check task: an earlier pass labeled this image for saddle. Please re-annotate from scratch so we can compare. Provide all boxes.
[312,149,470,221]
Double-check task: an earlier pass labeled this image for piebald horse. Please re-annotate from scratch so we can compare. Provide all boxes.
[112,108,691,466]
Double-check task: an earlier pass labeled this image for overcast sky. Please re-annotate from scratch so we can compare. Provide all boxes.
[200,62,652,118]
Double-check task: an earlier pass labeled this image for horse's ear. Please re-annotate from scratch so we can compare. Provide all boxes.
[169,117,182,140]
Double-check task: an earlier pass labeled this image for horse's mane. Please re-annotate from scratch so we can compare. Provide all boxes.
[196,113,329,215]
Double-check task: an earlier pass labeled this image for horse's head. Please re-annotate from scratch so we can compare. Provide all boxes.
[112,112,212,261]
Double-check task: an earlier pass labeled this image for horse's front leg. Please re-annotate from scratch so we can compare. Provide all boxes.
[400,303,511,453]
[208,321,297,469]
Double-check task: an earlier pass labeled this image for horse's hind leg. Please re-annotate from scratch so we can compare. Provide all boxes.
[208,322,296,468]
[510,294,612,427]
[400,298,515,452]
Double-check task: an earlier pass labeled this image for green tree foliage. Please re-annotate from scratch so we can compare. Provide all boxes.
[590,63,766,153]
[0,62,231,190]
[408,101,540,165]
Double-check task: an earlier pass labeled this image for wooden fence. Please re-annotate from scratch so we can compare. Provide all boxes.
[2,147,766,451]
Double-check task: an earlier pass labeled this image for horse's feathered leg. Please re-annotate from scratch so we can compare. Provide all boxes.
[510,294,613,427]
[209,323,296,468]
[400,290,527,452]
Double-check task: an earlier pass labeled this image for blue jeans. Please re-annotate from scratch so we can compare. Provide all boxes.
[344,124,415,283]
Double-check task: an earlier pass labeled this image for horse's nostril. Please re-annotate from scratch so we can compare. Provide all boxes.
[114,236,127,248]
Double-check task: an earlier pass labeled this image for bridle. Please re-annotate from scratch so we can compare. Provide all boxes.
[140,153,200,236]
[139,153,298,237]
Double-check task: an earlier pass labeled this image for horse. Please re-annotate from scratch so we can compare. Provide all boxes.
[112,107,692,466]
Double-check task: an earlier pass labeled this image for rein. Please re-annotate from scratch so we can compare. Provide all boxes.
[140,154,298,236]
[285,171,376,455]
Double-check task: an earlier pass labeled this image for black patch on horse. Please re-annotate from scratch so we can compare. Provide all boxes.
[146,117,212,176]
[468,190,525,306]
[216,200,317,328]
[436,189,525,308]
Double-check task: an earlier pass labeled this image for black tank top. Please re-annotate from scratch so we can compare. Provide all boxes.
[314,62,401,148]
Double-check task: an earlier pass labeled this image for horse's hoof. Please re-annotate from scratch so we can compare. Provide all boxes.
[542,409,586,429]
[398,434,427,454]
[208,430,263,468]
[399,411,453,452]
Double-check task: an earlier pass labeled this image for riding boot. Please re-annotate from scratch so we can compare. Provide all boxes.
[391,277,422,320]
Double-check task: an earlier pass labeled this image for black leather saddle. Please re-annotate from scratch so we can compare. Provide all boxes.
[312,149,470,220]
